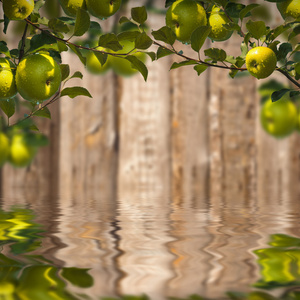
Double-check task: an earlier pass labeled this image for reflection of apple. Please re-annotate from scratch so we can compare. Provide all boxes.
[8,134,37,168]
[246,47,277,79]
[110,40,146,77]
[59,0,87,17]
[16,53,62,103]
[86,0,122,19]
[2,0,34,20]
[0,58,17,100]
[260,97,297,138]
[0,132,10,167]
[208,6,234,41]
[166,0,207,43]
[277,0,300,19]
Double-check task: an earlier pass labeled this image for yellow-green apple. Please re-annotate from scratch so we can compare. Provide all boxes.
[246,47,277,79]
[86,0,122,19]
[277,0,300,19]
[59,0,87,17]
[16,53,62,103]
[166,0,207,43]
[0,58,17,101]
[3,0,34,20]
[0,132,10,167]
[260,96,298,138]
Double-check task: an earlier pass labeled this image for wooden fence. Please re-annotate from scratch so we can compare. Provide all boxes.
[0,0,300,204]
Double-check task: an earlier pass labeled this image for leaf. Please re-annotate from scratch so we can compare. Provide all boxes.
[70,71,83,80]
[191,25,211,53]
[28,32,58,53]
[25,132,49,146]
[94,51,108,66]
[119,16,131,24]
[152,26,176,46]
[33,107,51,119]
[246,20,267,40]
[239,4,260,21]
[74,9,90,37]
[61,268,94,288]
[268,24,291,42]
[68,44,86,65]
[157,46,173,59]
[0,41,11,58]
[131,6,147,25]
[277,42,293,61]
[204,48,227,62]
[48,18,69,34]
[170,60,198,70]
[118,31,140,42]
[125,56,148,81]
[135,32,153,50]
[288,25,300,41]
[0,98,15,118]
[60,64,70,81]
[271,88,291,102]
[225,3,246,19]
[61,87,92,99]
[145,51,156,61]
[165,0,176,7]
[98,33,122,51]
[194,64,208,75]
[33,0,45,14]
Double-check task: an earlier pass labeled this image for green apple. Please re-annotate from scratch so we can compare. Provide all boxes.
[166,0,207,43]
[16,53,62,103]
[260,97,297,138]
[59,0,87,17]
[86,0,122,19]
[2,0,34,20]
[0,58,17,101]
[277,0,300,19]
[208,6,234,41]
[86,47,111,74]
[0,132,10,167]
[246,47,277,79]
[8,134,37,167]
[110,39,146,77]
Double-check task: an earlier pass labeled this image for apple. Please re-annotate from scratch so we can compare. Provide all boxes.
[277,0,300,19]
[2,0,34,20]
[8,133,37,167]
[246,47,277,79]
[0,58,17,101]
[0,132,10,167]
[166,0,207,43]
[59,0,87,17]
[208,6,234,42]
[110,39,146,77]
[260,96,298,138]
[86,47,111,74]
[86,0,122,19]
[16,53,62,103]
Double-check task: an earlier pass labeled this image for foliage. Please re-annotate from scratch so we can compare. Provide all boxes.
[0,0,299,167]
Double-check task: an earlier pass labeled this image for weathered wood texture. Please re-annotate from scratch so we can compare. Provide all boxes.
[1,2,300,204]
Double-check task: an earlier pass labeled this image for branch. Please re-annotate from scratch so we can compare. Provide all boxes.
[276,68,300,89]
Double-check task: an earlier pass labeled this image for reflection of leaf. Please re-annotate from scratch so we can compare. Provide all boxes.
[61,267,94,288]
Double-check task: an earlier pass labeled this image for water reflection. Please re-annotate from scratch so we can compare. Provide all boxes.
[0,195,300,299]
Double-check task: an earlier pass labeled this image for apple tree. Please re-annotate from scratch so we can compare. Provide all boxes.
[0,0,299,167]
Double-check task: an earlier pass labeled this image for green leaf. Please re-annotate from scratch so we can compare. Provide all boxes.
[125,55,148,81]
[204,48,227,62]
[118,30,140,42]
[225,3,246,18]
[98,33,122,51]
[0,41,11,58]
[33,0,45,14]
[60,64,70,81]
[157,46,173,59]
[145,51,156,61]
[246,20,267,40]
[25,132,49,146]
[271,88,291,102]
[74,9,90,37]
[94,51,108,66]
[33,107,51,119]
[61,267,94,288]
[152,26,176,46]
[295,62,300,75]
[48,18,69,34]
[191,25,211,53]
[119,16,131,24]
[170,60,198,70]
[68,44,86,65]
[0,98,15,118]
[28,32,58,53]
[70,71,83,80]
[277,42,293,61]
[165,0,176,7]
[288,25,300,41]
[240,42,248,58]
[131,6,147,24]
[268,24,291,42]
[269,234,300,248]
[61,87,92,99]
[135,32,153,50]
[239,4,260,21]
[194,64,208,75]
